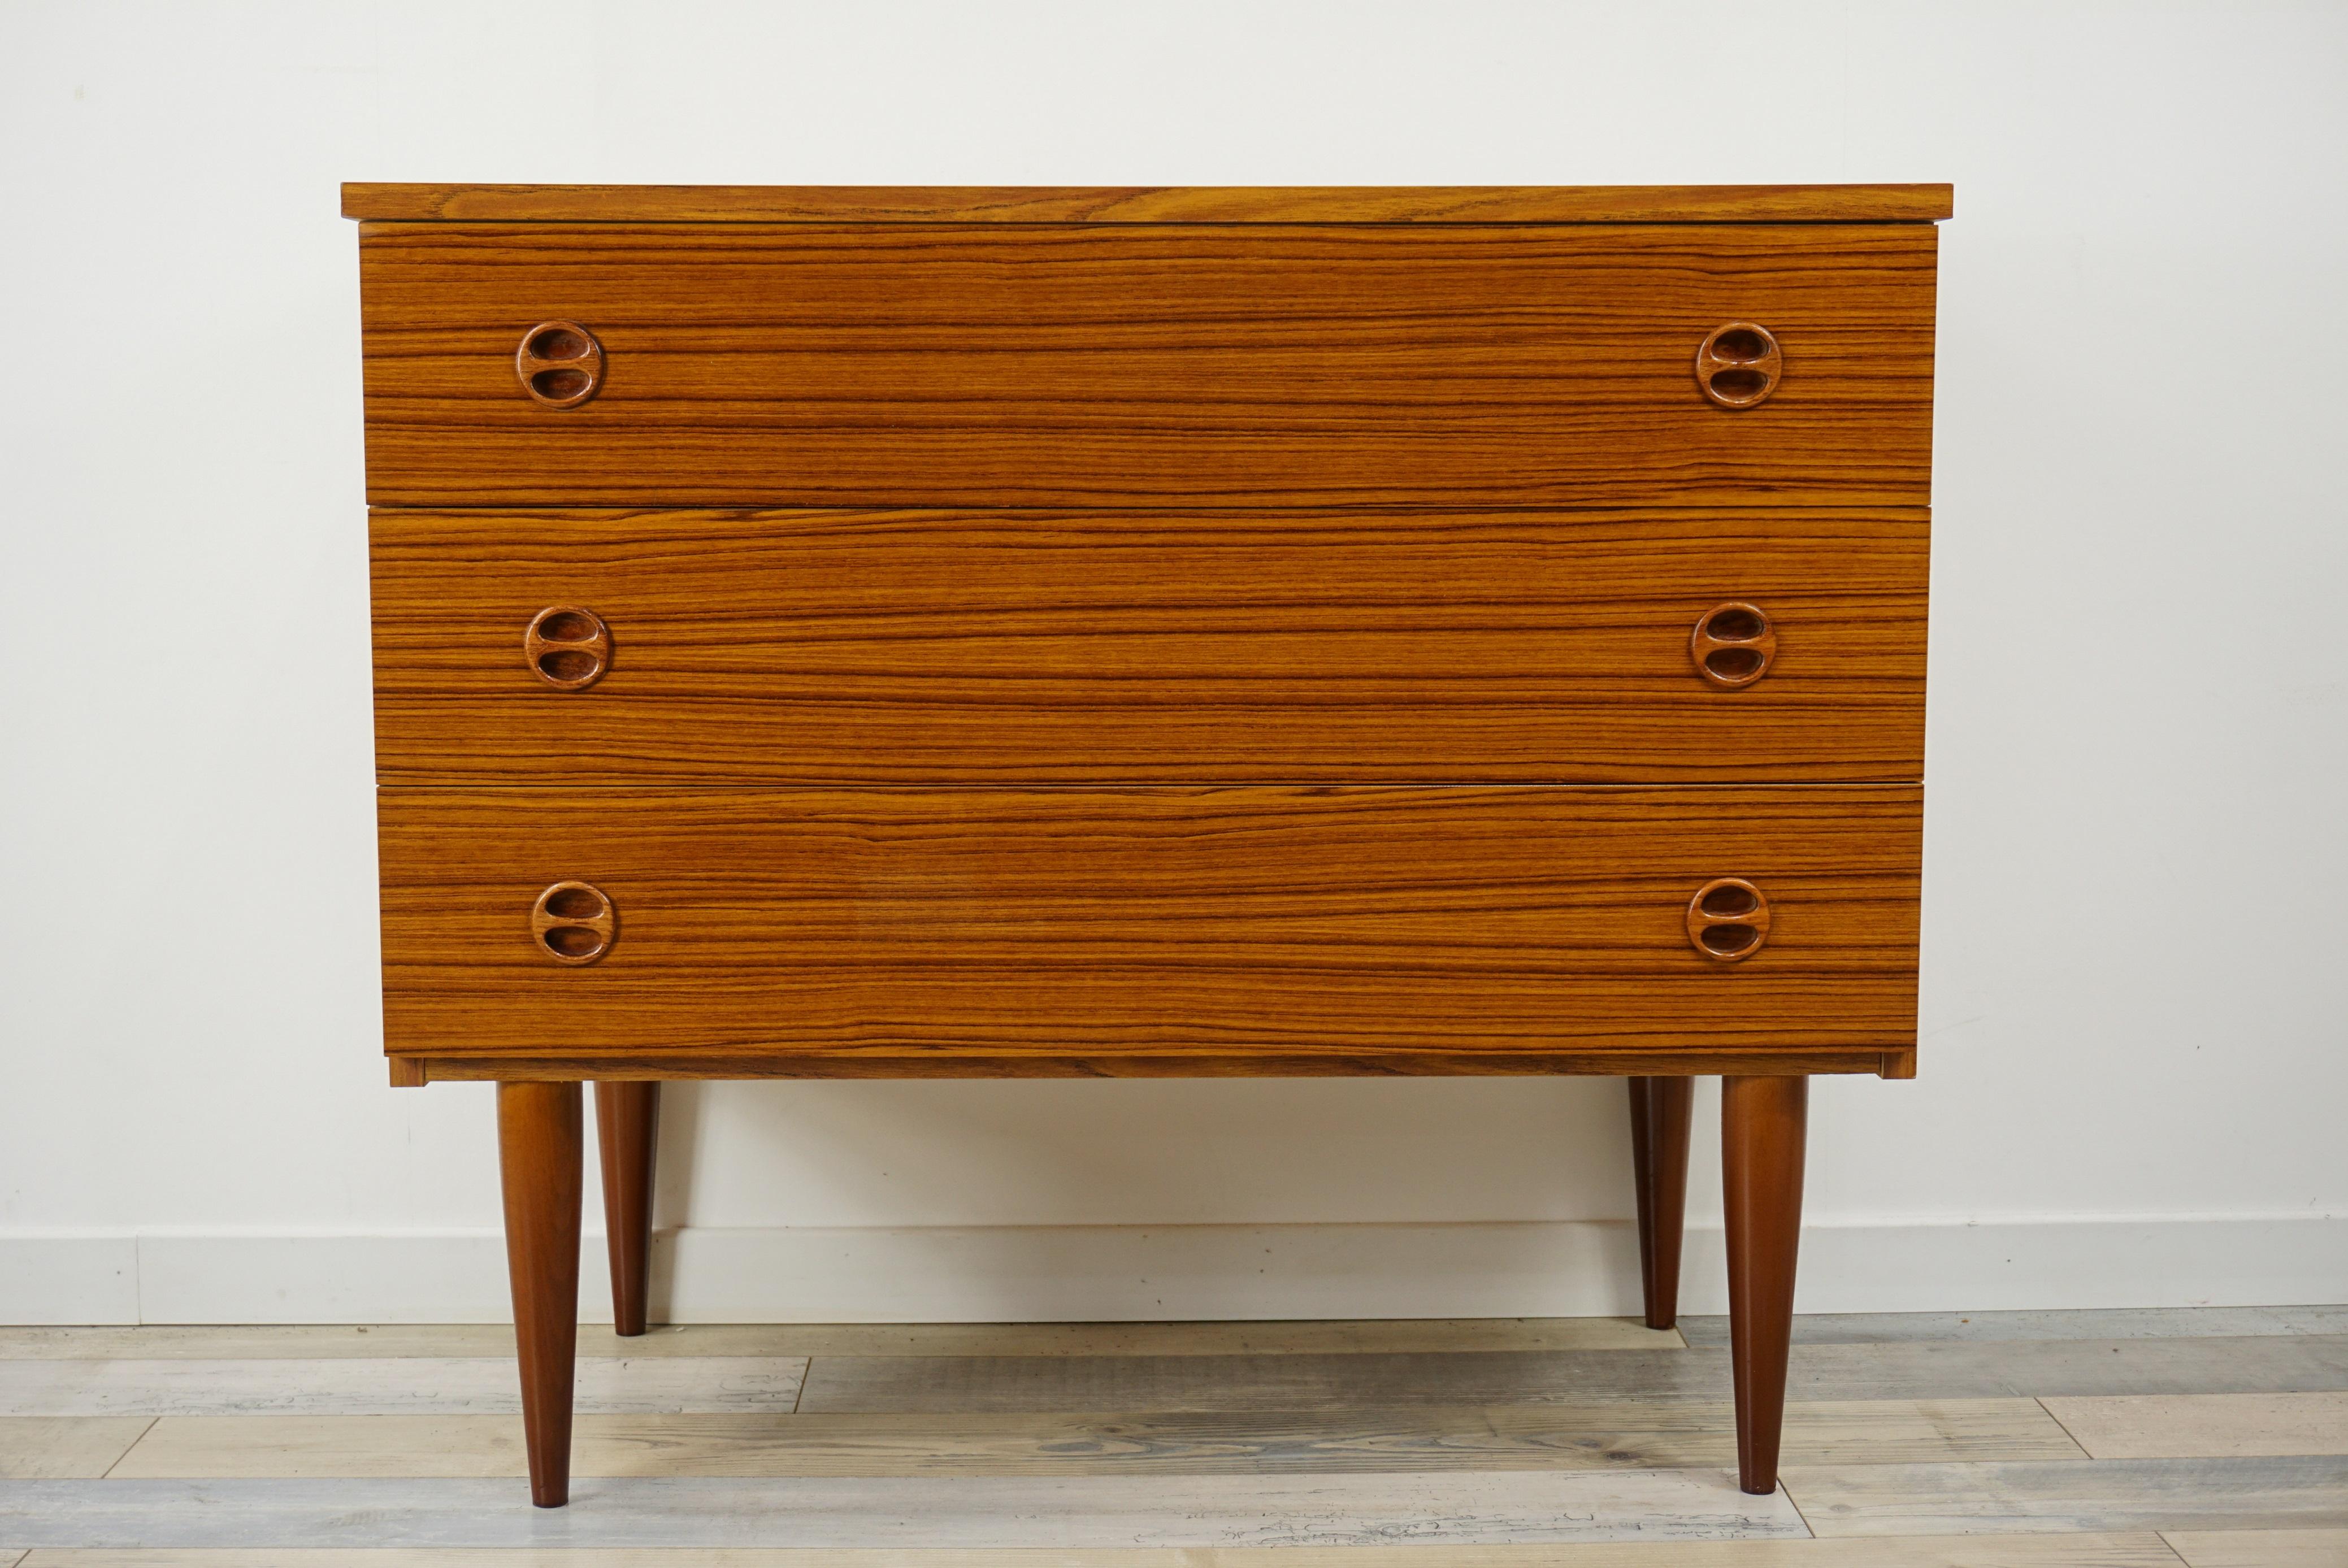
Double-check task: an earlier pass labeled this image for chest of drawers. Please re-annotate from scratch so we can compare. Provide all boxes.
[346,181,1947,1508]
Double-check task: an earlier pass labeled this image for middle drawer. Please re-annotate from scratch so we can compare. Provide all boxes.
[372,506,1927,785]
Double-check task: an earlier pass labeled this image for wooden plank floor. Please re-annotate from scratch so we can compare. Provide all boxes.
[0,1308,2343,1558]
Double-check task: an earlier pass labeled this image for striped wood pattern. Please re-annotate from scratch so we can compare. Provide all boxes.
[102,1399,2081,1478]
[0,1541,2199,1566]
[375,785,1923,1066]
[369,507,1929,787]
[11,1310,2348,1552]
[791,1337,2348,1413]
[357,224,1937,510]
[0,1540,2218,1567]
[1679,1305,2348,1346]
[406,1045,1909,1081]
[2162,1529,2348,1566]
[0,1359,804,1418]
[0,1420,151,1480]
[341,183,1959,223]
[0,1319,1679,1360]
[1,1471,1813,1547]
[25,1336,2338,1424]
[342,181,1948,1501]
[2042,1392,2348,1458]
[1782,1456,2348,1535]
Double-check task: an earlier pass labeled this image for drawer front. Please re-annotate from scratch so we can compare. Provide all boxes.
[379,786,1921,1066]
[371,506,1928,785]
[358,223,1937,509]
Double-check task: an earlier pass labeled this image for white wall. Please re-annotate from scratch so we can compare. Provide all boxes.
[4,0,2345,1323]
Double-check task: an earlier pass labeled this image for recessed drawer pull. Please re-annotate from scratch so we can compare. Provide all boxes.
[515,320,603,409]
[524,606,610,689]
[1695,322,1781,409]
[1691,601,1777,688]
[531,881,615,965]
[1687,878,1770,962]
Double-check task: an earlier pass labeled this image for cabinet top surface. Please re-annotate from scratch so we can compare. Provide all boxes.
[341,183,1954,225]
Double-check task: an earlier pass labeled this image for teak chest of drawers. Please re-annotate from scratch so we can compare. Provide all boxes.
[346,181,1947,1508]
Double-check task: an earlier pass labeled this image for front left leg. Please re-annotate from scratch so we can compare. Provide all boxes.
[1722,1073,1807,1496]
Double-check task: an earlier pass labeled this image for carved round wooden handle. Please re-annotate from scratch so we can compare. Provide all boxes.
[515,321,603,409]
[1690,602,1776,688]
[1694,322,1781,409]
[524,606,610,690]
[532,881,615,965]
[1687,878,1770,962]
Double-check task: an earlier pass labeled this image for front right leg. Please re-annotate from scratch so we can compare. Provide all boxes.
[499,1080,583,1508]
[1722,1073,1808,1495]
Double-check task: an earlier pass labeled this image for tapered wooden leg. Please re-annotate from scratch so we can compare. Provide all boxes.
[1722,1073,1807,1495]
[594,1081,661,1337]
[1626,1076,1694,1330]
[498,1080,583,1508]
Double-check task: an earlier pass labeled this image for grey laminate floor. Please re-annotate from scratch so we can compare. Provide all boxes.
[2,1308,2344,1562]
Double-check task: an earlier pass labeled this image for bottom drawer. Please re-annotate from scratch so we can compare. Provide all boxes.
[377,785,1921,1077]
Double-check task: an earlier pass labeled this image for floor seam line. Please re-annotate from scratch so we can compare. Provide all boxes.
[2152,1529,2198,1565]
[98,1414,162,1478]
[1779,1475,1821,1538]
[2035,1392,2099,1459]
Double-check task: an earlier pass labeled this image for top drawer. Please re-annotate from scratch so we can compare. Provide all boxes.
[358,223,1937,509]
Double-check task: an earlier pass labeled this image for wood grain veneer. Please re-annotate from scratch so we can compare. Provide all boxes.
[369,506,1928,785]
[342,182,1956,224]
[399,1045,1918,1083]
[377,785,1921,1065]
[347,182,1947,1507]
[358,223,1937,509]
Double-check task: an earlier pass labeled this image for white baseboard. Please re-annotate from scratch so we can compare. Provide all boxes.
[2,1217,2341,1325]
[0,1236,141,1325]
[136,1233,522,1325]
[654,1220,1641,1324]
